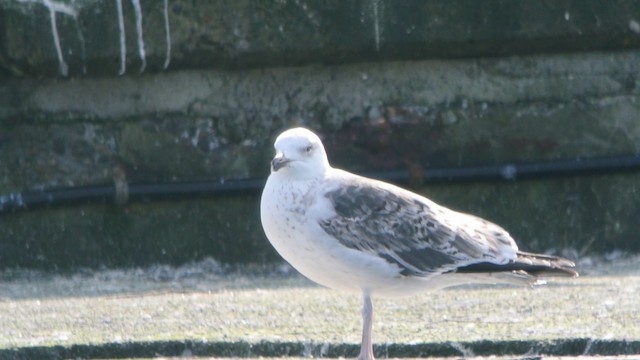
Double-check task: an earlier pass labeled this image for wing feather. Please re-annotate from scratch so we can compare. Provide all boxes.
[319,177,518,277]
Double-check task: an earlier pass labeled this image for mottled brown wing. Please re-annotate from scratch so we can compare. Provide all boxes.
[319,178,517,277]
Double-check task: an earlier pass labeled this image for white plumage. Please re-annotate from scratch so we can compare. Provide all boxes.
[260,127,576,360]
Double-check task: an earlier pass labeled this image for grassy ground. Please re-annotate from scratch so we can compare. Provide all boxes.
[0,256,638,359]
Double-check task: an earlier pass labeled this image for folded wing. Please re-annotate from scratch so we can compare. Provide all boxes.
[319,178,522,277]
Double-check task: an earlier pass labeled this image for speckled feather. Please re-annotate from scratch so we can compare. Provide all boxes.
[319,178,519,277]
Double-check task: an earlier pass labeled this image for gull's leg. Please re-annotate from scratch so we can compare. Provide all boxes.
[358,293,374,360]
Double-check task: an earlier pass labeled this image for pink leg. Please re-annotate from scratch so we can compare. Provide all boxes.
[358,293,374,360]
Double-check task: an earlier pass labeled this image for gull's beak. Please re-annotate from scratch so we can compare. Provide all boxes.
[271,153,291,172]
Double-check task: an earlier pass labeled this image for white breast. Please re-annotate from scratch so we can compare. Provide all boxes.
[260,174,412,295]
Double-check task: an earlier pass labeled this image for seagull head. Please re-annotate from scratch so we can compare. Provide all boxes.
[270,127,331,179]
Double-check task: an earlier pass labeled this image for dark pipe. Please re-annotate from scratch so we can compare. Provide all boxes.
[0,178,267,214]
[430,154,640,182]
[1,154,640,214]
[365,154,640,183]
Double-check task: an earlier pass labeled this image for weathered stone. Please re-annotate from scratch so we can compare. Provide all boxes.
[2,170,639,269]
[2,338,640,359]
[1,2,640,269]
[2,0,640,77]
[0,196,271,269]
[1,52,640,190]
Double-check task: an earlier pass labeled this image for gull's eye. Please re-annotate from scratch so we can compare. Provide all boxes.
[304,145,313,154]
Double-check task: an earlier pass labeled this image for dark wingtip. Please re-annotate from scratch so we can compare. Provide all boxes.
[455,251,579,278]
[515,251,579,278]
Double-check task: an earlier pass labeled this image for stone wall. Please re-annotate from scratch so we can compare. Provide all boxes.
[1,0,640,269]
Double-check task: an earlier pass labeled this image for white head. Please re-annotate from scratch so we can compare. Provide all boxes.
[269,127,331,180]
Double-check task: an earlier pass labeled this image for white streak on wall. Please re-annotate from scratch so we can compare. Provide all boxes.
[115,0,126,75]
[130,0,146,73]
[18,0,78,76]
[46,3,68,76]
[372,0,381,52]
[39,0,77,17]
[16,0,167,75]
[163,0,171,69]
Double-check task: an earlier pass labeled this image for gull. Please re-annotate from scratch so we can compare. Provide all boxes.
[260,127,578,360]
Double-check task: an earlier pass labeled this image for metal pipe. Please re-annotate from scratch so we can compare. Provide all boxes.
[1,154,639,214]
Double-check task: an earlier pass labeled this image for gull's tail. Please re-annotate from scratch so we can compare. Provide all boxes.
[455,251,579,280]
[511,251,579,277]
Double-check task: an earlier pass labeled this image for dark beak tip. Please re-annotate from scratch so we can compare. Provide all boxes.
[271,157,289,172]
